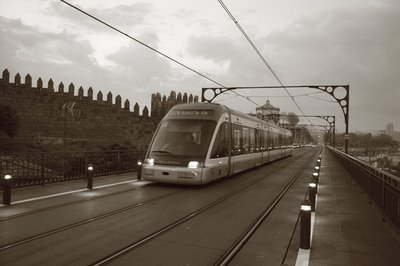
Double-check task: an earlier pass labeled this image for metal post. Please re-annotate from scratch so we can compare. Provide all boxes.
[314,165,320,173]
[87,164,93,190]
[27,151,30,179]
[309,182,317,212]
[137,160,142,180]
[382,176,385,222]
[333,122,336,148]
[313,172,319,189]
[41,153,45,186]
[300,200,312,249]
[2,174,12,205]
[345,120,349,154]
[117,151,121,174]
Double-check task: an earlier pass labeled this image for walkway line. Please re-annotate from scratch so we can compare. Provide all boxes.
[1,180,138,206]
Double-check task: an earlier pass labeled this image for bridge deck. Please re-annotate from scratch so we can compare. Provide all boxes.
[1,148,399,265]
[306,148,400,266]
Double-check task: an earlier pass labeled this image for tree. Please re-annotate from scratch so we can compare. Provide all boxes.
[0,103,18,137]
[280,112,288,124]
[287,112,300,126]
[374,134,395,146]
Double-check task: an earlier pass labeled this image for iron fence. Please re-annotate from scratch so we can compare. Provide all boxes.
[0,150,145,188]
[328,146,400,233]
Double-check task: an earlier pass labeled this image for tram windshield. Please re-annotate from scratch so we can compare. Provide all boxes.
[149,119,216,165]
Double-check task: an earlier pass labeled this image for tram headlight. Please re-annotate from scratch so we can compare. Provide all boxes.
[144,158,154,166]
[188,161,199,169]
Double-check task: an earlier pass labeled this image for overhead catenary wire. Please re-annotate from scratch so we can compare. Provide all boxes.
[59,0,263,109]
[217,0,312,124]
[247,91,324,98]
[306,95,337,103]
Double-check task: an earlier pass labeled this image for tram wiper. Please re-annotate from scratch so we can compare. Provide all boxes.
[151,150,177,157]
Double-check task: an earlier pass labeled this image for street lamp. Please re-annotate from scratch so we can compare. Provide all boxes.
[3,174,12,205]
[300,200,312,249]
[87,164,94,189]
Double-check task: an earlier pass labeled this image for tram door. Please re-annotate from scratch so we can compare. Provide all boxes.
[209,122,230,179]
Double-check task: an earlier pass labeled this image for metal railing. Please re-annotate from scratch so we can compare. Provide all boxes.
[327,146,400,233]
[0,150,145,188]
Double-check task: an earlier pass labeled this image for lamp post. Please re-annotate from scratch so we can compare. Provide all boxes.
[2,174,12,205]
[300,200,312,249]
[314,165,320,172]
[309,181,317,212]
[313,172,319,184]
[87,164,94,189]
[136,160,142,180]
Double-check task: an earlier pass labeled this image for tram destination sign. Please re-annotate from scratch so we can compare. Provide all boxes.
[169,109,214,118]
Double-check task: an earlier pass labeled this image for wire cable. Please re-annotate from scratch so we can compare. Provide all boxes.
[217,0,312,124]
[60,0,265,109]
[248,91,325,98]
[306,95,336,103]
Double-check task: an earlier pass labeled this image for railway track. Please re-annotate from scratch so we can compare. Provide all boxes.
[91,149,318,265]
[0,147,319,265]
[214,167,305,265]
[0,181,149,222]
[0,189,183,251]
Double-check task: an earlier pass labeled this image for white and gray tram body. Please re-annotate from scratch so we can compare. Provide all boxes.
[142,102,293,185]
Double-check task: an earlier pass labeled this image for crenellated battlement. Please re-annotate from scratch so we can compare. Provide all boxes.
[150,91,199,119]
[0,69,151,116]
[0,68,199,151]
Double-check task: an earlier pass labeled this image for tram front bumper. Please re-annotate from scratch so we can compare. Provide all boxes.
[142,165,204,185]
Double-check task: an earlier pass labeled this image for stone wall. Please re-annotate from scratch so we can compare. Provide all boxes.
[0,69,198,151]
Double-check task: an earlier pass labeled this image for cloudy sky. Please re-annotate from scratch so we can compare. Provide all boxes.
[0,0,399,133]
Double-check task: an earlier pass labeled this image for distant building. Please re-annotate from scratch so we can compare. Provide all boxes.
[393,131,400,141]
[386,122,394,137]
[371,130,385,136]
[256,99,280,123]
[289,126,314,145]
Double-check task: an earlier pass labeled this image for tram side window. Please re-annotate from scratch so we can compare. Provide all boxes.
[232,124,242,155]
[255,129,262,152]
[264,130,269,151]
[249,128,255,153]
[211,122,230,158]
[242,127,250,154]
[273,132,278,150]
[277,133,281,149]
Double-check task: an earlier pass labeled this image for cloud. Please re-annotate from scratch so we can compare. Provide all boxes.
[1,1,399,131]
[0,16,95,73]
[88,3,152,28]
[186,34,277,87]
[106,32,173,88]
[184,1,400,131]
[0,16,136,105]
[263,2,400,131]
[52,1,153,30]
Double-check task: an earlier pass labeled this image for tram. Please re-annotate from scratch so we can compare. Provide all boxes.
[142,102,293,185]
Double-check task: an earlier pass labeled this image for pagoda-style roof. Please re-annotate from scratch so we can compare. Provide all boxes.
[256,99,280,111]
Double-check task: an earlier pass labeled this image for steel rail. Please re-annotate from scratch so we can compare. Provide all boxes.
[90,149,317,266]
[0,190,183,251]
[0,181,145,222]
[214,167,306,265]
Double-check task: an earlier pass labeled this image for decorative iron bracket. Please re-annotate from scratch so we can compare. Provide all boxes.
[202,85,348,152]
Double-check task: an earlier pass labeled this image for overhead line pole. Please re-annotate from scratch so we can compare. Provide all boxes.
[202,85,348,152]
